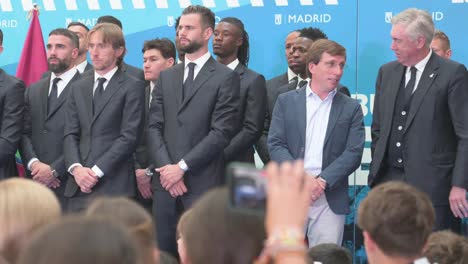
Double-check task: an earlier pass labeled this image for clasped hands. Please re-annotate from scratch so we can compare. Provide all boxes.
[72,166,98,193]
[31,161,60,188]
[157,164,187,198]
[308,175,326,203]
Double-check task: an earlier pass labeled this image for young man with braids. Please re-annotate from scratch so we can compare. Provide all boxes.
[213,17,266,163]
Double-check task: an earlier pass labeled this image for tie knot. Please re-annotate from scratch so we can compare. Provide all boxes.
[52,77,61,85]
[97,77,107,86]
[187,62,196,71]
[298,79,308,88]
[410,66,417,76]
[290,76,298,83]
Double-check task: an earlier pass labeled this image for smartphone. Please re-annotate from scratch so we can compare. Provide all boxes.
[227,162,266,214]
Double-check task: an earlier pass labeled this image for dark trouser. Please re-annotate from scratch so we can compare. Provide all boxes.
[153,190,198,258]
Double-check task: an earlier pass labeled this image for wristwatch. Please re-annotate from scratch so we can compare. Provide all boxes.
[51,169,59,178]
[145,167,154,178]
[178,159,188,172]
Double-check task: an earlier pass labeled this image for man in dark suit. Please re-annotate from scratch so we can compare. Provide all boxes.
[20,28,80,208]
[134,38,176,209]
[369,8,468,230]
[67,22,93,73]
[213,17,266,164]
[268,39,364,246]
[255,29,299,163]
[64,23,145,211]
[96,15,145,81]
[0,29,25,179]
[147,5,240,256]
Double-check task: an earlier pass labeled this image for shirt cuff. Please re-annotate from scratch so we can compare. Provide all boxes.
[27,158,39,171]
[68,163,83,175]
[92,165,104,178]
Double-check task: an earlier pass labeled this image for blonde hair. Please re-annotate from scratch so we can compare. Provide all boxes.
[0,178,61,262]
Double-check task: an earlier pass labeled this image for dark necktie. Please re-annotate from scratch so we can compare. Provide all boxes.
[405,66,417,100]
[298,79,308,89]
[290,76,298,89]
[48,77,61,114]
[93,77,107,114]
[183,62,196,101]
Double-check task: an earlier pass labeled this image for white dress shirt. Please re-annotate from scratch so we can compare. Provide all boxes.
[183,51,211,82]
[405,49,432,93]
[75,60,89,74]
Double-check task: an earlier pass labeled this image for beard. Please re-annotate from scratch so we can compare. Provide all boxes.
[179,39,203,54]
[48,57,70,74]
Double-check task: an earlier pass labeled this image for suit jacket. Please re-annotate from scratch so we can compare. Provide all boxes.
[369,53,468,205]
[20,71,80,202]
[0,69,25,179]
[63,68,146,198]
[121,62,145,82]
[84,62,93,72]
[268,87,365,214]
[255,72,288,163]
[224,63,266,163]
[135,84,152,169]
[148,57,240,195]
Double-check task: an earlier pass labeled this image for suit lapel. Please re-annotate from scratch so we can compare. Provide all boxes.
[80,74,94,123]
[179,57,216,113]
[324,93,344,145]
[404,54,439,133]
[39,77,50,122]
[296,88,307,147]
[92,69,124,122]
[145,85,151,113]
[234,63,245,80]
[172,64,184,111]
[46,71,80,119]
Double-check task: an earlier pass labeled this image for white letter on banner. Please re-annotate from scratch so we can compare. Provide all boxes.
[300,0,313,5]
[227,0,240,7]
[132,0,145,9]
[275,0,288,6]
[21,0,33,11]
[0,0,13,11]
[155,0,168,8]
[87,0,100,10]
[325,0,338,5]
[109,0,123,9]
[251,0,264,6]
[202,0,215,7]
[179,0,191,8]
[65,0,78,10]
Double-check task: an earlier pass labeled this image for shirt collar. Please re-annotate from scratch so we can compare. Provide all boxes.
[51,67,78,84]
[75,60,88,73]
[94,66,119,83]
[306,82,337,101]
[409,49,432,74]
[287,67,297,82]
[226,58,240,70]
[184,51,211,70]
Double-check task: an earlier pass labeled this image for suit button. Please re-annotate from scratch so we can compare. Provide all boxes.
[396,142,401,147]
[42,129,48,133]
[398,126,403,131]
[397,158,402,163]
[401,111,406,116]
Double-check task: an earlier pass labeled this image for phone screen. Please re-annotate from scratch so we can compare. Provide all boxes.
[227,163,266,213]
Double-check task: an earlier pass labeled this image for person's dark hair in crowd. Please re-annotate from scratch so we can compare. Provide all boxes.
[183,187,266,264]
[307,243,352,264]
[67,21,89,32]
[218,17,250,66]
[49,28,79,50]
[0,28,3,46]
[86,197,159,264]
[358,181,435,264]
[18,217,141,264]
[298,27,327,41]
[423,230,468,264]
[97,15,123,29]
[142,38,176,64]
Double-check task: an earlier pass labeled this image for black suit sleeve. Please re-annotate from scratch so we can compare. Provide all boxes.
[183,71,240,169]
[0,79,25,163]
[225,74,266,161]
[19,87,37,168]
[370,67,383,159]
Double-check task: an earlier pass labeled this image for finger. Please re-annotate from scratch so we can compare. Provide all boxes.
[450,201,462,218]
[180,183,187,193]
[278,161,293,186]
